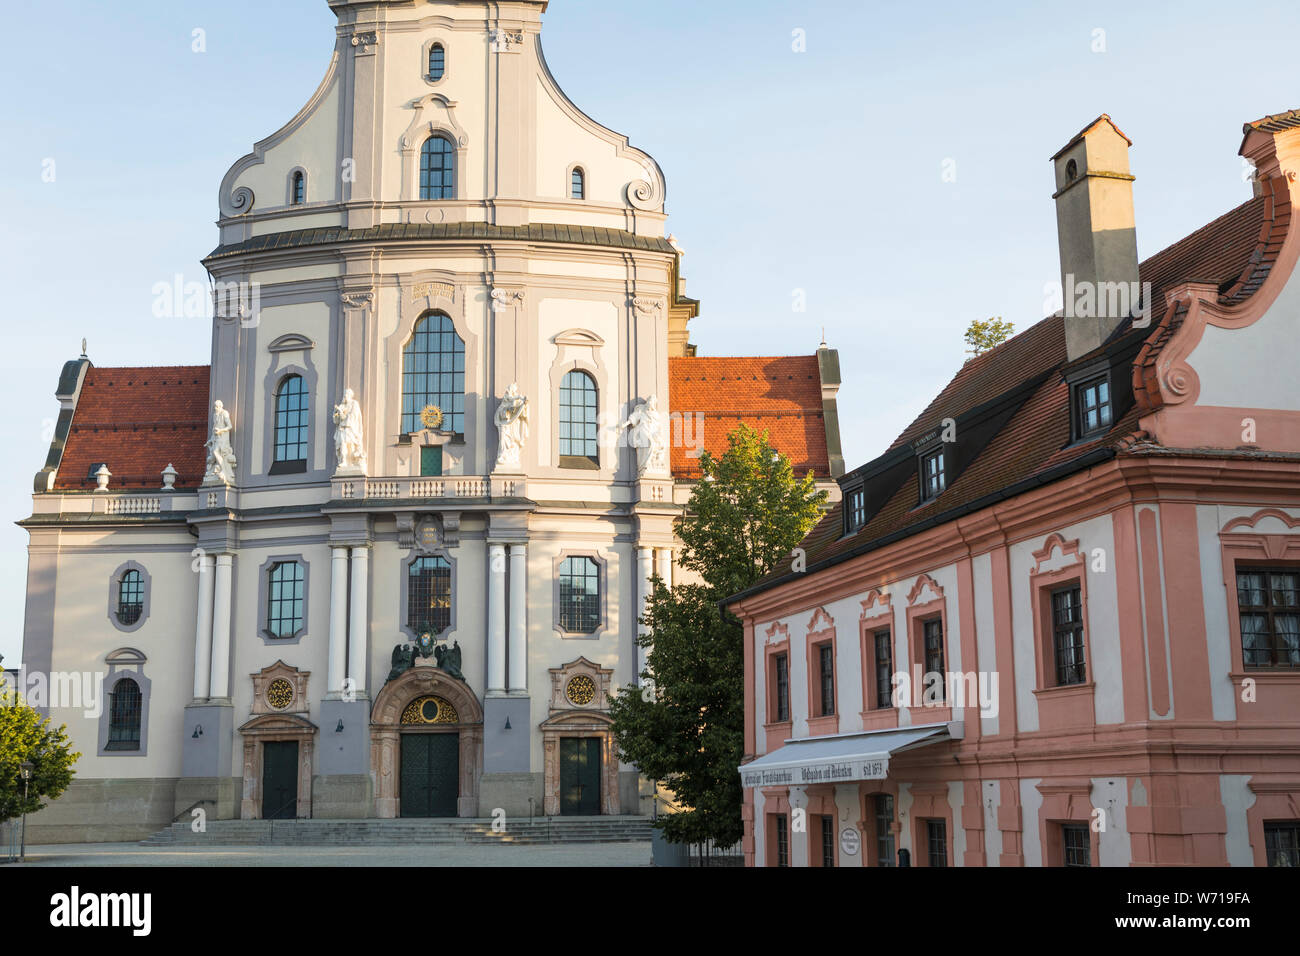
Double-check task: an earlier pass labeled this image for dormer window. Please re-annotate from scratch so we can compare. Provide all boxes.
[428,43,446,81]
[845,487,866,533]
[920,449,946,502]
[1073,374,1112,439]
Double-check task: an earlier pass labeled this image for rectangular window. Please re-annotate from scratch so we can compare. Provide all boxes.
[873,629,894,709]
[1074,375,1113,438]
[773,653,790,723]
[923,618,945,701]
[921,449,946,501]
[1264,821,1300,867]
[775,814,789,867]
[1062,822,1091,867]
[816,642,835,717]
[846,488,866,532]
[821,815,835,868]
[1051,585,1087,685]
[926,818,948,868]
[420,446,442,477]
[1236,567,1300,668]
[874,794,895,867]
[266,561,305,639]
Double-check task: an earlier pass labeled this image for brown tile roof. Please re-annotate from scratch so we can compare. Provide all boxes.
[668,355,829,479]
[56,366,210,491]
[735,171,1291,600]
[1246,110,1300,133]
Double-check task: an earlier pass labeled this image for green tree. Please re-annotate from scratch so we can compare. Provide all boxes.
[964,316,1015,358]
[0,675,80,824]
[609,423,826,847]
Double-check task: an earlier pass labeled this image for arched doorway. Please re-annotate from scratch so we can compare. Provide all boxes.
[370,666,483,818]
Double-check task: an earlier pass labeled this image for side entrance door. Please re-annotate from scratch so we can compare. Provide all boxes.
[400,733,460,818]
[559,737,602,816]
[262,741,299,820]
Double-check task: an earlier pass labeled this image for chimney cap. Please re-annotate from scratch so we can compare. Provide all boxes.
[1050,113,1132,161]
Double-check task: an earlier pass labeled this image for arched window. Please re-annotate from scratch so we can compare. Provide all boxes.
[291,171,305,205]
[409,555,452,635]
[420,135,455,200]
[273,374,309,467]
[558,557,600,633]
[570,167,585,200]
[402,312,465,434]
[266,561,305,639]
[558,370,598,465]
[106,678,142,751]
[117,570,144,626]
[428,43,446,81]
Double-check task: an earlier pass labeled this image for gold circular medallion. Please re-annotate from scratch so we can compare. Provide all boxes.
[566,675,596,706]
[401,695,459,724]
[420,405,444,430]
[267,678,294,710]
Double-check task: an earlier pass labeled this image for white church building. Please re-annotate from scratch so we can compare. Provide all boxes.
[18,0,843,841]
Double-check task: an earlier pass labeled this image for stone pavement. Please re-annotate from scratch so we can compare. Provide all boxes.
[7,840,652,867]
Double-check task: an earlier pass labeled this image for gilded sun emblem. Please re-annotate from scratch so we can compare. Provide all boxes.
[420,405,444,430]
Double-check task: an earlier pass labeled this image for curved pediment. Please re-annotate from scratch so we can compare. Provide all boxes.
[267,333,315,353]
[552,328,606,348]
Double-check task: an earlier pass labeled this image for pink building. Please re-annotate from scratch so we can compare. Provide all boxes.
[727,112,1300,867]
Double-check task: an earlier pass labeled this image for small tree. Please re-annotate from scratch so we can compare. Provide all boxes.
[0,675,80,824]
[964,316,1015,358]
[609,423,826,847]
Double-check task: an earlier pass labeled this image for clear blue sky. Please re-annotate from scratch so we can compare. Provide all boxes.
[2,0,1297,664]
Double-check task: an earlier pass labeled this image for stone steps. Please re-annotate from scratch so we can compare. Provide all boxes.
[141,816,654,847]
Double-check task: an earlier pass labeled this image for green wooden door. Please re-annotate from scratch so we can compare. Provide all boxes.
[400,733,460,817]
[559,737,602,816]
[262,741,298,820]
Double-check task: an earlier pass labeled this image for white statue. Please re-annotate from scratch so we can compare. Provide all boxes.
[494,383,530,471]
[205,400,238,487]
[333,388,367,474]
[622,395,667,477]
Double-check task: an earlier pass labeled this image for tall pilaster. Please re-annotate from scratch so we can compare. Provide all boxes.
[636,546,654,684]
[208,554,233,699]
[788,786,810,868]
[347,546,369,698]
[488,543,507,693]
[507,544,527,693]
[192,553,215,701]
[327,546,349,696]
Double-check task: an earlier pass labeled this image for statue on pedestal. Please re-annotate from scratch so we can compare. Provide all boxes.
[333,388,367,474]
[622,395,667,477]
[204,400,238,486]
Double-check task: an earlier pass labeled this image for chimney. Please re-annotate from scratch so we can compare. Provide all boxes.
[1051,115,1141,361]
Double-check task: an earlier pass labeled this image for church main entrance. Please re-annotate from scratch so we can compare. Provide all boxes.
[560,737,602,815]
[400,733,460,818]
[262,740,299,820]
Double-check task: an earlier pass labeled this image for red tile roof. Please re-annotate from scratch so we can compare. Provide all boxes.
[56,366,210,491]
[668,355,829,479]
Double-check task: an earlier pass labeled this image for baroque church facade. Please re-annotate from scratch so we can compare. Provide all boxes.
[19,0,843,840]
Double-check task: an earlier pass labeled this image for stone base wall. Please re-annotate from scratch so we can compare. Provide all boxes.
[312,774,374,819]
[479,772,544,818]
[24,777,180,844]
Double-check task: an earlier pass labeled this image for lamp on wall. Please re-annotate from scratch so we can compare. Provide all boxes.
[192,725,204,739]
[335,719,345,733]
[504,716,512,731]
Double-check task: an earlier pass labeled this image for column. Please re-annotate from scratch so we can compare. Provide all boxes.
[208,554,234,699]
[192,553,215,700]
[788,786,810,868]
[488,543,507,693]
[508,544,527,693]
[655,548,673,589]
[327,546,349,695]
[636,547,654,685]
[348,546,369,698]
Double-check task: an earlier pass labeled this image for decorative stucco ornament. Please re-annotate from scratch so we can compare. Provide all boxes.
[622,395,668,477]
[333,388,367,474]
[204,400,238,487]
[420,404,444,430]
[494,383,530,471]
